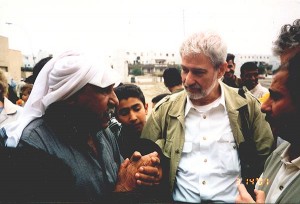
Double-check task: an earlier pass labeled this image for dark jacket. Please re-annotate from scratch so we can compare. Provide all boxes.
[0,145,78,202]
[17,102,123,201]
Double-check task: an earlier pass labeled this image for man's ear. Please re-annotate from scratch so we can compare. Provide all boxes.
[217,62,227,79]
[144,103,149,115]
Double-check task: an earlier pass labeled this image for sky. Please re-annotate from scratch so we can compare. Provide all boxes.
[0,0,299,57]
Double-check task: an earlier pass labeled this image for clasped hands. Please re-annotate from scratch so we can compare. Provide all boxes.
[114,151,162,192]
[235,183,265,204]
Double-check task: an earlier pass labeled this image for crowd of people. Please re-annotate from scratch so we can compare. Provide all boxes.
[0,19,299,203]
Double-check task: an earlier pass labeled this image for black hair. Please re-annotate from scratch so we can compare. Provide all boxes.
[273,19,300,55]
[151,93,170,104]
[114,84,145,105]
[25,56,52,84]
[226,53,235,63]
[162,68,182,88]
[240,62,258,76]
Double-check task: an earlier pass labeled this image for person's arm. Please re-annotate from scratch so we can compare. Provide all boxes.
[141,105,165,147]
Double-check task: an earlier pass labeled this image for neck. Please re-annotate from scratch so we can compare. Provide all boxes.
[170,85,183,93]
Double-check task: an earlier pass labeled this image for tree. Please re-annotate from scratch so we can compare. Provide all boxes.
[132,67,143,76]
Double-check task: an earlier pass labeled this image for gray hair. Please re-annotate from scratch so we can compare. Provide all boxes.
[273,19,300,56]
[179,31,227,69]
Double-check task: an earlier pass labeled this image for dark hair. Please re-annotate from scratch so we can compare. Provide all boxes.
[151,93,170,104]
[162,68,182,88]
[25,56,52,84]
[114,84,145,105]
[273,19,300,56]
[20,83,33,93]
[240,62,258,76]
[281,51,300,105]
[226,53,235,63]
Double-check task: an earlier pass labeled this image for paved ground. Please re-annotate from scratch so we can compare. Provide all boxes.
[259,76,273,89]
[136,81,169,114]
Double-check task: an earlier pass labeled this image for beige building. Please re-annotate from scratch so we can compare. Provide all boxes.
[0,35,23,81]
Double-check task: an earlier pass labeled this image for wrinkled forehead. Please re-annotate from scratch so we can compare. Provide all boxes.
[272,70,288,87]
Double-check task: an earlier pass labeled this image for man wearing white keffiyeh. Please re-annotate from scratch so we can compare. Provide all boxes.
[0,51,162,202]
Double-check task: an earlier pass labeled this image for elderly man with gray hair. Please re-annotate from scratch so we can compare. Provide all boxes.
[0,51,162,202]
[141,31,274,203]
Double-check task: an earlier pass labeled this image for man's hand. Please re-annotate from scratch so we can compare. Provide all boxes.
[236,184,265,203]
[114,151,162,192]
[135,151,162,186]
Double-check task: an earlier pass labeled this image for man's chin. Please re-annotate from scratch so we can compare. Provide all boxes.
[187,92,204,100]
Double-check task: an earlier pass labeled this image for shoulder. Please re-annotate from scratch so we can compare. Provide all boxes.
[272,141,290,156]
[153,91,186,112]
[20,118,51,149]
[22,118,46,135]
[3,97,23,115]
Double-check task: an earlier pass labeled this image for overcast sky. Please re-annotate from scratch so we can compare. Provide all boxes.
[0,0,299,57]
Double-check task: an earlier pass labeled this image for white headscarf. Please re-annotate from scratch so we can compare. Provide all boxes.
[4,50,121,147]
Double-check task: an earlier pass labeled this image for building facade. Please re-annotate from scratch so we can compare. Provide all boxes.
[0,35,22,81]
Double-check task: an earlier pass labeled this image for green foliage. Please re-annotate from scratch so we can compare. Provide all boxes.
[258,61,273,75]
[131,67,143,76]
[258,67,266,75]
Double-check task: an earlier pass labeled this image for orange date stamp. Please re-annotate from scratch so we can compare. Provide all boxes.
[237,177,270,186]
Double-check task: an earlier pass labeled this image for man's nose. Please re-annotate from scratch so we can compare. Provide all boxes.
[184,72,194,85]
[261,96,271,113]
[110,91,119,106]
[225,66,231,72]
[129,111,137,122]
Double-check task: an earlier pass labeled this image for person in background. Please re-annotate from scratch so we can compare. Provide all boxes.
[222,53,241,88]
[20,83,33,103]
[0,51,162,202]
[240,62,269,99]
[162,68,184,93]
[236,19,300,204]
[236,51,300,204]
[142,31,274,203]
[151,93,170,108]
[114,83,171,202]
[0,70,23,128]
[114,83,148,159]
[16,57,53,106]
[16,83,33,106]
[25,56,53,84]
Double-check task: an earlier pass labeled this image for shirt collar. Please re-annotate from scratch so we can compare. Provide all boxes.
[250,83,261,93]
[281,143,300,169]
[185,83,226,117]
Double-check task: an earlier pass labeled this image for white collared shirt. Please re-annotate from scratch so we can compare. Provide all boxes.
[173,86,240,203]
[264,144,300,203]
[250,83,269,99]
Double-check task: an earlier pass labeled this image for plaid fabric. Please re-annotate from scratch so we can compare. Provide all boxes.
[0,128,7,147]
